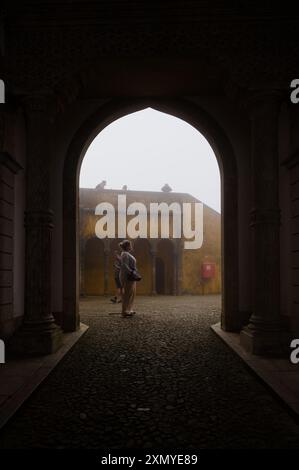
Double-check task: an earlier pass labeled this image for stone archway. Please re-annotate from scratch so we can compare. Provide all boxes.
[63,98,238,332]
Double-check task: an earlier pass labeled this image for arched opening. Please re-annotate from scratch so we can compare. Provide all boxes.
[63,98,239,333]
[79,108,221,300]
[156,240,175,295]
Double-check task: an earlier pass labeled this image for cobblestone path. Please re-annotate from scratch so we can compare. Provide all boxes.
[0,295,299,449]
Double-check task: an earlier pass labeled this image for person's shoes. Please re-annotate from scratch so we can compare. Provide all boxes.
[117,299,122,303]
[121,312,133,317]
[110,297,117,303]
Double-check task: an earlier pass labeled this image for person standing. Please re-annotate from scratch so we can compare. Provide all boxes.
[110,250,122,304]
[119,240,138,317]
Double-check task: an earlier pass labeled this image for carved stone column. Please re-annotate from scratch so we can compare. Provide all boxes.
[10,94,62,355]
[104,239,110,295]
[0,106,23,339]
[240,91,288,356]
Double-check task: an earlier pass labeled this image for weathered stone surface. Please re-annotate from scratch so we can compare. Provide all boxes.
[1,295,299,449]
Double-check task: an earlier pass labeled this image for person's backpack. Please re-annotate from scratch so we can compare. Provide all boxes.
[128,269,142,282]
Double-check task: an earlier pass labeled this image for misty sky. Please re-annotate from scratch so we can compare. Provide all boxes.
[79,108,221,212]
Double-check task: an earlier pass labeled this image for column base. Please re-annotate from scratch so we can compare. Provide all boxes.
[9,320,63,356]
[240,323,290,357]
[221,310,243,332]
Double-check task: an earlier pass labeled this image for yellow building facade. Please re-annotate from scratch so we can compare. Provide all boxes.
[79,187,221,296]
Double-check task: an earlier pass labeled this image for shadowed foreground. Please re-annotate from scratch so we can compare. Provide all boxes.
[0,295,299,449]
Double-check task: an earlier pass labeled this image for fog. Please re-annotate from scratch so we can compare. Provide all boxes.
[80,108,221,212]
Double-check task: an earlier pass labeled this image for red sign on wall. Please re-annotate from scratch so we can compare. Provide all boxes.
[201,262,216,279]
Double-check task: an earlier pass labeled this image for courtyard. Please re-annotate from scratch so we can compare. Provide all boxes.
[0,295,299,448]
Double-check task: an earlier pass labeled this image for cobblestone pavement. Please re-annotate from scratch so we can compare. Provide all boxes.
[0,295,299,449]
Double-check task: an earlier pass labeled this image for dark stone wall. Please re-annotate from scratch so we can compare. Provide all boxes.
[0,153,22,339]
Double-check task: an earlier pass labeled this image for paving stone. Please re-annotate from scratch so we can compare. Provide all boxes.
[0,295,299,449]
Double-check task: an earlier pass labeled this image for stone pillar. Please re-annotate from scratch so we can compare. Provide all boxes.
[0,152,22,338]
[104,239,110,295]
[240,91,288,356]
[10,94,62,355]
[0,107,22,338]
[150,241,157,295]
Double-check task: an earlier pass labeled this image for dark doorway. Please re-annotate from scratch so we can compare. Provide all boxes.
[156,257,165,294]
[156,239,175,294]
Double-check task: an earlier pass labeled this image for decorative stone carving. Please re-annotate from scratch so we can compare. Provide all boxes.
[4,6,299,95]
[240,91,289,356]
[10,93,63,355]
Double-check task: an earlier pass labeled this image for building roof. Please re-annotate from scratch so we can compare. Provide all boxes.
[79,187,220,215]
